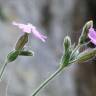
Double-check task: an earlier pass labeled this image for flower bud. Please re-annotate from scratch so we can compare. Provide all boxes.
[15,33,28,50]
[63,36,71,52]
[79,20,93,45]
[77,48,96,63]
[59,36,72,68]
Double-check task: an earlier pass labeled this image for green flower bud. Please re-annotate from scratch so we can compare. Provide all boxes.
[79,20,93,45]
[63,36,71,52]
[77,48,96,63]
[60,36,72,68]
[15,33,28,50]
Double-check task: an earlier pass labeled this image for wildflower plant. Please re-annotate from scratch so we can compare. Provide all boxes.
[0,20,96,96]
[0,21,47,79]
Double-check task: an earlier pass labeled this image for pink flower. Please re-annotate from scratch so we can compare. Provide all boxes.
[12,21,47,42]
[88,27,96,45]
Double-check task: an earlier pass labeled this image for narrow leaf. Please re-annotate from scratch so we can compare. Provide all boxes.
[19,50,34,56]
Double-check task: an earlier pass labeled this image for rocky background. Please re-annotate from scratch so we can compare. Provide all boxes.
[0,0,95,96]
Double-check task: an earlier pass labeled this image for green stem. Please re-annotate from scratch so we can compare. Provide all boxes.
[71,41,91,56]
[71,44,80,55]
[32,67,63,96]
[0,61,8,80]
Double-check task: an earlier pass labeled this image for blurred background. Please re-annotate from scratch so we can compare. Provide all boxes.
[0,0,96,96]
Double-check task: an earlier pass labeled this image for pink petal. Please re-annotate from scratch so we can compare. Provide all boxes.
[28,23,47,42]
[88,27,96,45]
[12,21,47,42]
[13,21,26,29]
[12,21,31,33]
[32,29,47,42]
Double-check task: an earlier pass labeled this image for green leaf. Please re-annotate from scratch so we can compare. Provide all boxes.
[19,50,34,56]
[7,50,19,63]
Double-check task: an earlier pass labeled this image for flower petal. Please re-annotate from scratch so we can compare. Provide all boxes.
[28,23,47,42]
[12,21,47,42]
[32,28,47,42]
[12,21,31,33]
[88,27,96,45]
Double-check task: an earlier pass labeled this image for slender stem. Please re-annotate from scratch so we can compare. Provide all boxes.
[71,41,91,57]
[32,67,63,96]
[71,44,80,56]
[0,61,8,80]
[69,41,91,63]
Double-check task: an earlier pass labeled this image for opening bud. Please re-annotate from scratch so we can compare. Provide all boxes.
[79,20,93,45]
